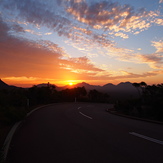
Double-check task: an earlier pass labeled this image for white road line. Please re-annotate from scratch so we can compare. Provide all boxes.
[78,107,81,110]
[129,132,163,145]
[2,104,54,161]
[79,111,93,120]
[3,122,21,160]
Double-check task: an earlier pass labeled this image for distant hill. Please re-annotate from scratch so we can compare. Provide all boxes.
[101,82,139,100]
[36,83,69,91]
[0,79,10,89]
[75,82,101,90]
[36,83,56,88]
[0,79,139,101]
[0,79,9,89]
[72,81,139,100]
[0,79,19,89]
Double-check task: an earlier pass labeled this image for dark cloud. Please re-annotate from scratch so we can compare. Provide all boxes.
[0,16,10,41]
[11,24,25,33]
[1,0,72,38]
[1,0,161,48]
[141,54,162,63]
[0,0,119,48]
[139,53,163,69]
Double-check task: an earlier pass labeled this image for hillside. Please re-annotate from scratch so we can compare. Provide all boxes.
[0,79,139,100]
[28,81,140,100]
[72,82,139,100]
[0,79,19,89]
[0,79,9,89]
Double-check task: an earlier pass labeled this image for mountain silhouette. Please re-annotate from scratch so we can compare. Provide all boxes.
[73,81,139,100]
[0,79,18,89]
[102,82,138,100]
[36,83,56,88]
[0,79,9,89]
[0,79,139,100]
[75,82,101,90]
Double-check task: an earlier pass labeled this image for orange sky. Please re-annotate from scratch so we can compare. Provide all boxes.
[1,0,163,87]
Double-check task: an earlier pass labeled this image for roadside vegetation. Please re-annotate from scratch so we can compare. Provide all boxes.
[114,82,163,122]
[0,81,163,127]
[0,84,109,152]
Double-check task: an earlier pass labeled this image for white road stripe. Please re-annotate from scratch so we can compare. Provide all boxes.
[129,132,163,145]
[78,107,81,110]
[3,122,21,160]
[79,111,93,120]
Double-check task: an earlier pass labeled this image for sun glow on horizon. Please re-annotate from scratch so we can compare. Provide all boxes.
[64,79,81,86]
[69,82,73,86]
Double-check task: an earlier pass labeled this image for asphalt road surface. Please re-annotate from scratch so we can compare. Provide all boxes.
[6,103,163,163]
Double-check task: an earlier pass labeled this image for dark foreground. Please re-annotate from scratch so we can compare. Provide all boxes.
[6,103,163,163]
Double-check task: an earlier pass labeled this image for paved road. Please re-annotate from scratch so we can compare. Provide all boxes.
[7,103,163,163]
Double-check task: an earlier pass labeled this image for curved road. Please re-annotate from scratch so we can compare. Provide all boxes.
[7,103,163,163]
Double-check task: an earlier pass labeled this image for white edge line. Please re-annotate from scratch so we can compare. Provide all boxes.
[2,103,54,161]
[79,111,93,120]
[3,122,21,160]
[129,132,163,145]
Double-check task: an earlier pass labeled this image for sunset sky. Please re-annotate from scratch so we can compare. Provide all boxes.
[1,0,163,87]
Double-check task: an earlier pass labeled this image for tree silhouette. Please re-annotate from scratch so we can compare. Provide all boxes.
[88,89,109,102]
[132,82,147,98]
[132,82,141,97]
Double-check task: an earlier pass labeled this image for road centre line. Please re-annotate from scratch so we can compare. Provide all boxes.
[79,111,93,120]
[129,132,163,145]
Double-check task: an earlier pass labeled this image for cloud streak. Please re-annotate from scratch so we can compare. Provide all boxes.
[137,40,163,69]
[59,56,104,73]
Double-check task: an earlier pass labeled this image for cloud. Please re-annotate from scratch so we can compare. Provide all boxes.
[0,16,10,40]
[138,53,163,69]
[1,0,162,52]
[3,76,39,81]
[37,40,67,55]
[1,0,73,38]
[105,70,163,80]
[75,68,163,81]
[44,32,53,35]
[114,32,129,39]
[2,76,64,87]
[1,0,163,84]
[159,0,163,4]
[1,16,162,84]
[155,18,163,25]
[11,24,25,33]
[65,0,160,35]
[59,56,104,73]
[136,40,163,69]
[24,29,42,35]
[152,40,163,53]
[0,16,106,82]
[0,17,65,79]
[1,0,162,62]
